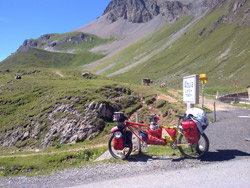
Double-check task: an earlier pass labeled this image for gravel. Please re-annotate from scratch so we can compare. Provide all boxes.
[0,157,206,188]
[1,105,250,188]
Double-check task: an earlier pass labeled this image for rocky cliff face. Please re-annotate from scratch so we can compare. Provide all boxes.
[0,100,110,148]
[0,86,139,148]
[103,0,192,23]
[103,0,247,24]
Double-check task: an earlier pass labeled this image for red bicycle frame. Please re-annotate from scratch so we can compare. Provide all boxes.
[126,121,150,143]
[125,121,177,146]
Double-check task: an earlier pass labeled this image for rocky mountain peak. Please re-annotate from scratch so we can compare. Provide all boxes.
[103,0,192,23]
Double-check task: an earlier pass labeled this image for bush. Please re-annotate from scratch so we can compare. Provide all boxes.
[75,149,95,161]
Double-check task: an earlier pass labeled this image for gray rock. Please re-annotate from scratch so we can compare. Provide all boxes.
[22,39,38,47]
[18,32,97,53]
[103,0,192,23]
[22,131,29,140]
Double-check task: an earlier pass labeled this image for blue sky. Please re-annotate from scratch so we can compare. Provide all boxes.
[0,0,111,62]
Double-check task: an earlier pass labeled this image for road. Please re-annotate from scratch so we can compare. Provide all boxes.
[204,104,250,160]
[69,158,250,188]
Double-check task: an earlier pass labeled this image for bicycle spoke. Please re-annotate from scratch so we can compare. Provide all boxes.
[177,133,209,159]
[108,135,133,159]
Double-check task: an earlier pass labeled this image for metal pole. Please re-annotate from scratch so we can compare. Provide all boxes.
[136,113,141,154]
[214,102,216,122]
[202,82,205,110]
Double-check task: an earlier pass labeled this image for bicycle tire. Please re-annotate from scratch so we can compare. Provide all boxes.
[108,134,133,159]
[177,133,209,159]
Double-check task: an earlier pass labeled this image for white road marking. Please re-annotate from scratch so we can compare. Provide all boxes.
[238,116,250,118]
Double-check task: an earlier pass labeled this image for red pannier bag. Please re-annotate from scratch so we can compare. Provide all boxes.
[114,138,124,150]
[182,121,199,143]
[148,127,162,139]
[165,128,177,140]
[147,134,165,145]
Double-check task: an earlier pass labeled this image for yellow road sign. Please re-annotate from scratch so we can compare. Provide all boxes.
[199,74,208,83]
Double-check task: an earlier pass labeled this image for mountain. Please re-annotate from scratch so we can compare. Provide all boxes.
[1,0,207,70]
[79,0,250,87]
[74,0,211,72]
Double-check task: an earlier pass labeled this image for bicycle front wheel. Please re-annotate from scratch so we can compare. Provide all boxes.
[177,133,209,159]
[108,135,133,159]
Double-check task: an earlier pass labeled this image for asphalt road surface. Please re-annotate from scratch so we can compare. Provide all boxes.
[69,158,250,188]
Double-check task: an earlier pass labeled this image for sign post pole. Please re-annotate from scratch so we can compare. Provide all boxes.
[235,82,238,96]
[199,74,208,110]
[136,113,141,154]
[202,82,205,110]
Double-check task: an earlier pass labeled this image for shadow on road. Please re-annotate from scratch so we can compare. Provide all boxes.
[127,149,250,163]
[201,149,250,162]
[128,153,175,162]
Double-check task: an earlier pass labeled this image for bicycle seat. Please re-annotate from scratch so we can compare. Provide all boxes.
[113,112,128,122]
[147,114,160,117]
[175,114,185,119]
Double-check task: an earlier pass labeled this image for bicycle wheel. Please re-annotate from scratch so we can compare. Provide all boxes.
[108,135,133,159]
[177,133,209,159]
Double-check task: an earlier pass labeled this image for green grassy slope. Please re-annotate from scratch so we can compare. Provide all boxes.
[0,47,105,70]
[0,70,111,132]
[109,3,250,87]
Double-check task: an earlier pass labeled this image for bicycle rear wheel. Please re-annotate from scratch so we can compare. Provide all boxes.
[177,133,209,159]
[108,135,133,159]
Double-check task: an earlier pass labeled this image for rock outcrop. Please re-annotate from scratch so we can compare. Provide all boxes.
[40,101,111,147]
[0,100,115,148]
[0,86,139,148]
[103,0,192,23]
[19,33,94,53]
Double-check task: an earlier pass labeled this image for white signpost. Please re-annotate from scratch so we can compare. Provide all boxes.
[183,75,199,107]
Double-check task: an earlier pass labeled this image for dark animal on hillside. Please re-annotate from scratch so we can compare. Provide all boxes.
[142,78,153,86]
[82,72,92,79]
[15,75,21,79]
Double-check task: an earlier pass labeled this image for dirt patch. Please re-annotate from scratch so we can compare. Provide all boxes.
[157,93,177,103]
[198,97,239,112]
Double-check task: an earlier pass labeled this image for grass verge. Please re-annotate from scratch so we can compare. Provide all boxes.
[0,147,107,177]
